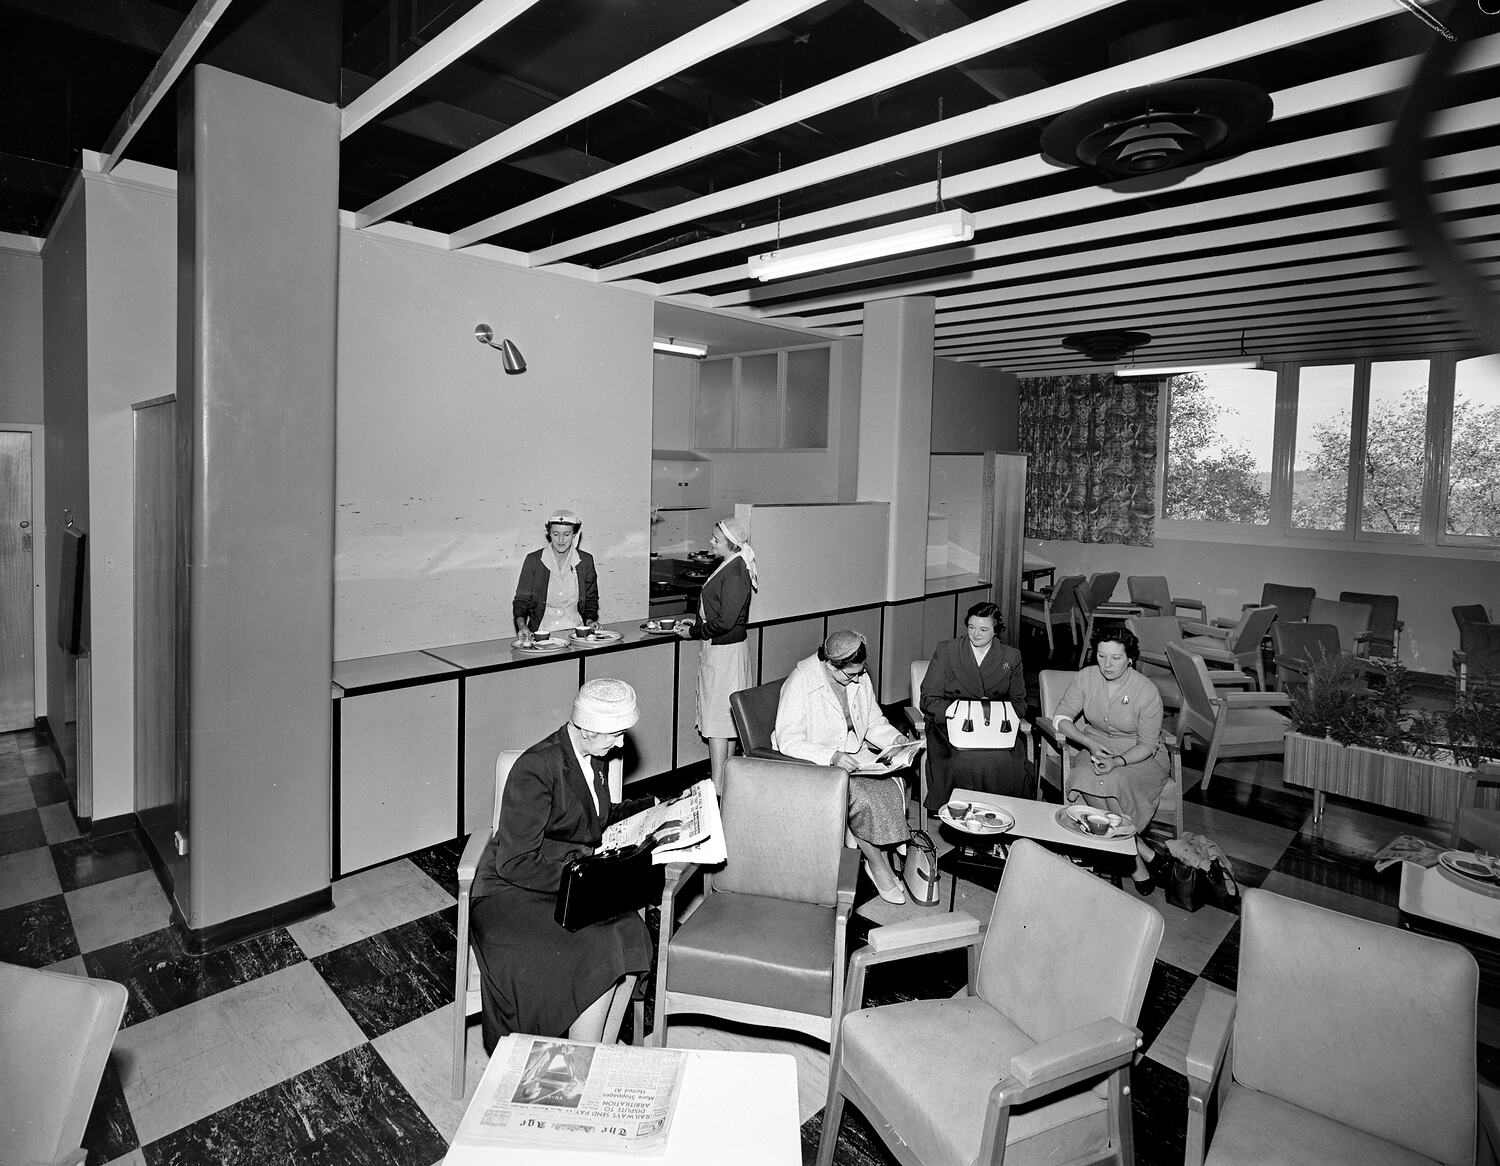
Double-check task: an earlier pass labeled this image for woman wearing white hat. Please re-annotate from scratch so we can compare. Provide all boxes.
[513,508,599,645]
[470,678,654,1051]
[677,518,757,793]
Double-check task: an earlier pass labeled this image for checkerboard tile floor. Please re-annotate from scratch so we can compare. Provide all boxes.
[3,726,1493,1165]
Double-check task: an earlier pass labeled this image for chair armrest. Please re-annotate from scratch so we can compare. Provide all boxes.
[1138,648,1169,669]
[1479,1083,1500,1166]
[1208,670,1256,689]
[1173,598,1208,620]
[1219,691,1292,710]
[842,915,986,1014]
[458,829,490,888]
[662,861,702,906]
[743,745,805,764]
[1181,621,1231,640]
[867,913,981,953]
[1135,600,1164,613]
[1021,588,1046,602]
[1184,642,1237,665]
[1032,716,1065,748]
[1184,985,1236,1087]
[1095,602,1146,615]
[905,706,926,739]
[837,846,859,909]
[1003,1017,1140,1098]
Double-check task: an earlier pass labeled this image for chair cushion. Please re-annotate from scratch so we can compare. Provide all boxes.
[1218,709,1290,746]
[839,997,1109,1166]
[1206,1084,1439,1166]
[666,891,835,1017]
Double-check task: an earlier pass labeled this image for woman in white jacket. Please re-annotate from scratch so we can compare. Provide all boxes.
[772,630,913,903]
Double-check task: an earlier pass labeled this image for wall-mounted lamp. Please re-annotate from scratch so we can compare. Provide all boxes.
[652,336,708,358]
[475,324,527,374]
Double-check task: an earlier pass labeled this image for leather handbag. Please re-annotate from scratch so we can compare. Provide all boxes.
[554,841,662,932]
[945,699,1019,750]
[902,830,941,905]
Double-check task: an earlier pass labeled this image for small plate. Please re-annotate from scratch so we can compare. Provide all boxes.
[938,800,1015,836]
[1056,804,1136,840]
[1438,850,1496,882]
[568,629,622,646]
[512,637,566,653]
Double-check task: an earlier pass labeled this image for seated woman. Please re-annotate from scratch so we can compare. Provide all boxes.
[1051,626,1170,893]
[469,678,654,1052]
[772,629,914,904]
[919,601,1030,812]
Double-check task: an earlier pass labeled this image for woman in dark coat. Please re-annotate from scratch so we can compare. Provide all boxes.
[470,678,653,1051]
[919,602,1030,812]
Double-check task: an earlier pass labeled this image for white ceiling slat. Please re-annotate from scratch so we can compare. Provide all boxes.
[341,0,543,138]
[351,0,833,227]
[448,0,1131,248]
[101,0,235,171]
[510,0,1398,266]
[596,35,1500,284]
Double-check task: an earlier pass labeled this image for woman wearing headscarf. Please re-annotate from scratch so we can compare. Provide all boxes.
[772,629,915,904]
[469,678,654,1051]
[677,518,757,793]
[513,508,599,645]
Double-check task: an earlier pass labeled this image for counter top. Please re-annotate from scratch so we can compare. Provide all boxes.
[419,618,684,673]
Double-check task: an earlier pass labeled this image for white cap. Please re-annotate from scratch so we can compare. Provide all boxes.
[571,678,639,733]
[547,508,582,528]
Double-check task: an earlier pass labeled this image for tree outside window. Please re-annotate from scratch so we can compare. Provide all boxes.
[1447,355,1500,539]
[1162,370,1274,523]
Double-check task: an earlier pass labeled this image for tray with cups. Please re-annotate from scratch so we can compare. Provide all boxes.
[1056,804,1135,839]
[938,799,1015,836]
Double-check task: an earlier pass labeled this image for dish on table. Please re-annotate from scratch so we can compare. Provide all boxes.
[568,627,622,645]
[938,800,1015,835]
[642,618,692,635]
[511,636,566,653]
[1056,804,1136,840]
[1438,850,1497,881]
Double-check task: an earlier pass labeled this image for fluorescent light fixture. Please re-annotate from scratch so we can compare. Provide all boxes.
[653,337,708,358]
[749,209,975,282]
[1115,356,1262,377]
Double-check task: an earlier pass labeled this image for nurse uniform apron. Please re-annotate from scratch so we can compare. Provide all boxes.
[536,549,582,634]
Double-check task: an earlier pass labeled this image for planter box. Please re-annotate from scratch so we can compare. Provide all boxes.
[1283,731,1500,823]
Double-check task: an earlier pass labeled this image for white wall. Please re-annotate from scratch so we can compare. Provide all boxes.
[336,231,656,658]
[932,358,1018,452]
[0,248,44,425]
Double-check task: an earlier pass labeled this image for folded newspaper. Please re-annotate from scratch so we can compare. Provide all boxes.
[851,738,924,776]
[447,1035,686,1162]
[600,778,727,865]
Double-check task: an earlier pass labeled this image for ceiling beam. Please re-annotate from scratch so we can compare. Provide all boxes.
[341,0,544,138]
[100,0,235,172]
[449,0,1130,248]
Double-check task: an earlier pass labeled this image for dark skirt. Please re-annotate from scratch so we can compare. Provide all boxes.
[471,883,652,1051]
[924,721,1032,811]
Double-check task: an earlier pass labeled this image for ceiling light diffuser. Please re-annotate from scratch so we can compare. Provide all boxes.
[1115,357,1262,377]
[653,337,709,358]
[749,209,974,282]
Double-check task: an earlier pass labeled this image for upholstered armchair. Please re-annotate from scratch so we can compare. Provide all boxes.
[1339,590,1403,658]
[652,757,858,1047]
[1181,605,1278,690]
[0,961,127,1166]
[1021,573,1086,655]
[729,679,802,762]
[1308,596,1373,657]
[1186,889,1482,1166]
[816,839,1164,1166]
[1455,620,1500,693]
[1127,615,1253,715]
[1166,643,1291,792]
[1127,575,1207,626]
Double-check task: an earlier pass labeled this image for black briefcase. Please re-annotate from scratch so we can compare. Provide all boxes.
[554,840,663,932]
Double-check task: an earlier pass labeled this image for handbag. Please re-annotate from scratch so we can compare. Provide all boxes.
[554,840,662,932]
[945,699,1019,750]
[902,830,941,905]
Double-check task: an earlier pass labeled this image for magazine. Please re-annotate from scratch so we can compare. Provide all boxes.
[851,738,924,776]
[447,1035,687,1161]
[600,779,727,866]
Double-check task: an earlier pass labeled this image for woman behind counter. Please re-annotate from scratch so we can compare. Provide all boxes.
[772,630,914,904]
[677,519,756,794]
[919,601,1029,813]
[469,678,654,1052]
[513,507,599,645]
[1051,626,1170,893]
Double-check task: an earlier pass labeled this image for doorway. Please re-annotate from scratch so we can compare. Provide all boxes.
[0,430,35,731]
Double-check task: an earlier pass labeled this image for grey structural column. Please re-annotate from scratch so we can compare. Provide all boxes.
[174,64,338,941]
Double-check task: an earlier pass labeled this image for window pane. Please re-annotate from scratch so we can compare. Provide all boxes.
[736,354,779,448]
[695,358,733,449]
[1361,360,1429,534]
[1162,369,1274,522]
[1290,365,1354,531]
[1448,355,1500,538]
[784,348,829,448]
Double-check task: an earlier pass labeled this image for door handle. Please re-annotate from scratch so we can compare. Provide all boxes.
[18,520,29,528]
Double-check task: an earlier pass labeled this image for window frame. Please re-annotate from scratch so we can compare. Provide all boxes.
[692,343,832,452]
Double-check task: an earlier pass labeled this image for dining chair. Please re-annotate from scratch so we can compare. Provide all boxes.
[816,839,1164,1166]
[1126,575,1207,625]
[652,757,857,1048]
[1185,889,1482,1166]
[1166,643,1292,792]
[0,962,128,1166]
[1020,573,1086,657]
[1181,605,1278,690]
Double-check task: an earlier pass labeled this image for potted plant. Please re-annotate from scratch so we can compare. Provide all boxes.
[1283,654,1500,823]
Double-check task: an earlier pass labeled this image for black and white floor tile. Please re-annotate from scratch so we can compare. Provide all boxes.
[2,718,1494,1166]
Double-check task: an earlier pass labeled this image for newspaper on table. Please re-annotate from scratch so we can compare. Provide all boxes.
[850,738,924,776]
[600,778,727,865]
[451,1036,687,1159]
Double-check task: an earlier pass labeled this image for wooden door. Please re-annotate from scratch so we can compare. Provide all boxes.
[0,431,35,730]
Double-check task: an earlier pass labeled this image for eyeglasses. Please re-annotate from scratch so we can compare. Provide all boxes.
[836,666,865,681]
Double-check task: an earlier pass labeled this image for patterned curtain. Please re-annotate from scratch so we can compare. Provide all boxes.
[1019,374,1158,546]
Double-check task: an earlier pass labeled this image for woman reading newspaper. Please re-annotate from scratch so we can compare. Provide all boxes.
[772,630,917,904]
[470,678,654,1051]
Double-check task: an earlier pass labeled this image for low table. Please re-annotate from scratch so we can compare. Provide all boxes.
[444,1039,800,1165]
[1399,860,1500,941]
[940,788,1137,909]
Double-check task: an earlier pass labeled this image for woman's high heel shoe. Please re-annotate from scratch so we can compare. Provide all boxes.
[864,858,907,904]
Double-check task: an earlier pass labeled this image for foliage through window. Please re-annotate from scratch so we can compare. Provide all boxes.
[1162,370,1275,523]
[1447,355,1500,539]
[1360,360,1429,535]
[1290,365,1354,531]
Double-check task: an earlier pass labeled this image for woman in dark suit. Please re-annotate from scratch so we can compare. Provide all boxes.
[919,602,1030,812]
[469,678,653,1052]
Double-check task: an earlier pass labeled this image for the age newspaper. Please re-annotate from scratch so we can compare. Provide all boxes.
[449,1036,687,1160]
[599,778,726,865]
